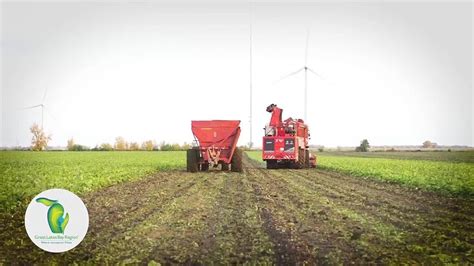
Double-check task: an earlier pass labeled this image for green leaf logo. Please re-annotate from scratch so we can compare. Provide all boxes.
[36,197,70,234]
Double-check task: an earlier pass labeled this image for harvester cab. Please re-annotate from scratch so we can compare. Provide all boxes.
[262,104,316,169]
[187,120,243,173]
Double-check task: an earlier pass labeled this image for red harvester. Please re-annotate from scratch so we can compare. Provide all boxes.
[262,104,316,169]
[187,120,243,172]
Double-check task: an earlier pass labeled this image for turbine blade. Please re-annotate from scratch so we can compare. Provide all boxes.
[23,104,42,109]
[274,67,304,84]
[307,67,324,79]
[305,28,310,66]
[44,106,58,121]
[42,88,48,103]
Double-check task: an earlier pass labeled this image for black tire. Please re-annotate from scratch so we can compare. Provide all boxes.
[293,148,305,169]
[231,148,243,172]
[186,149,199,173]
[201,163,209,171]
[221,164,230,171]
[266,160,278,169]
[305,149,310,168]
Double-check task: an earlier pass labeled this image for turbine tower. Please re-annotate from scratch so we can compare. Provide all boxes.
[276,29,323,122]
[249,3,253,149]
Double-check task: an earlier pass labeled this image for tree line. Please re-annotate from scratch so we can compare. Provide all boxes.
[28,123,441,152]
[29,123,191,151]
[67,137,192,151]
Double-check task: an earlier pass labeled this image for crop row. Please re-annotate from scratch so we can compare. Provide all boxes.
[0,151,185,212]
[246,151,474,196]
[317,155,473,196]
[318,151,474,163]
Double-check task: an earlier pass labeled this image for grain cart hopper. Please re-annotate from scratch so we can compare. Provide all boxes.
[187,120,243,172]
[262,104,316,169]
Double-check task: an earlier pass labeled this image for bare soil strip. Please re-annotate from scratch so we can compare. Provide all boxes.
[292,170,473,247]
[252,180,311,264]
[244,157,473,264]
[246,160,376,264]
[1,156,473,264]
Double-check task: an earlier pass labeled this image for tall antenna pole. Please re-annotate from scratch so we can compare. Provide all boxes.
[304,28,310,122]
[304,67,307,122]
[249,4,253,149]
[41,88,47,129]
[41,105,44,129]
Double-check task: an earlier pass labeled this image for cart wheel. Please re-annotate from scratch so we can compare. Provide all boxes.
[231,148,243,172]
[221,164,230,171]
[266,160,277,169]
[201,163,209,171]
[291,149,304,169]
[305,149,310,168]
[186,149,199,173]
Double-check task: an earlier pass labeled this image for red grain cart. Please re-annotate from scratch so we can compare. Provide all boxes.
[187,120,243,172]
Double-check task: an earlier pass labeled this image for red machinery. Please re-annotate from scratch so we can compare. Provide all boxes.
[187,120,243,172]
[262,104,316,169]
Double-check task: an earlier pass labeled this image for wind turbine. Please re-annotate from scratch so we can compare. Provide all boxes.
[276,29,323,122]
[23,88,49,129]
[249,3,253,149]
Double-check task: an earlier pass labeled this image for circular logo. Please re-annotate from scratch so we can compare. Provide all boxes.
[25,189,89,253]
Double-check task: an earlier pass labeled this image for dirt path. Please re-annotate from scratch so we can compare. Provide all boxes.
[1,156,473,264]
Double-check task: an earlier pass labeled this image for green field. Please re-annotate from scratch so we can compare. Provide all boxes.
[1,150,473,264]
[2,150,472,214]
[318,151,474,163]
[247,151,474,196]
[0,151,185,212]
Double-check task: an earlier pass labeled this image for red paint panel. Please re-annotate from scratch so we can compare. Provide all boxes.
[191,120,240,164]
[262,136,297,160]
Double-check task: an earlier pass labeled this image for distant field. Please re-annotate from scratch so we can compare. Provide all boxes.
[246,151,264,164]
[0,151,185,212]
[246,151,474,196]
[317,151,474,163]
[1,151,473,264]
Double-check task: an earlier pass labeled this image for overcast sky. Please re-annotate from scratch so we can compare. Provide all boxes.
[1,1,472,148]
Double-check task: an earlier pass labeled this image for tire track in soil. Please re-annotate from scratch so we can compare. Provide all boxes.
[243,157,318,264]
[313,169,474,218]
[277,168,473,263]
[243,158,297,265]
[252,182,311,265]
[289,169,469,229]
[273,170,420,263]
[145,173,227,264]
[289,169,474,245]
[245,163,373,264]
[195,174,273,264]
[3,156,472,264]
[309,169,474,235]
[132,173,225,265]
[0,171,200,264]
[244,156,474,264]
[35,171,205,264]
[244,157,363,264]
